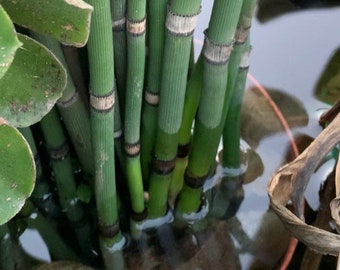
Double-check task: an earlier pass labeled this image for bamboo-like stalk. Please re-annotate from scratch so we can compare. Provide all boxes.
[85,0,124,267]
[26,205,80,261]
[39,108,92,259]
[175,0,244,215]
[31,33,94,179]
[0,224,16,270]
[221,0,257,169]
[110,0,127,115]
[19,127,50,202]
[169,56,204,203]
[147,0,202,218]
[222,38,251,169]
[124,0,147,222]
[140,0,167,182]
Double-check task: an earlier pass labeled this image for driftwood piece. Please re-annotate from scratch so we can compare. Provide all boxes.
[268,113,340,256]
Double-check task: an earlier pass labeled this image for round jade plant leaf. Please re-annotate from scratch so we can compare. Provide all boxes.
[0,0,93,47]
[0,33,66,127]
[0,118,35,226]
[0,5,22,80]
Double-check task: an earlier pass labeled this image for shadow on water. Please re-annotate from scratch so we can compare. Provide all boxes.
[17,2,340,270]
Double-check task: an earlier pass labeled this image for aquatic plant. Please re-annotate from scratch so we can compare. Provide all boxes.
[0,0,299,269]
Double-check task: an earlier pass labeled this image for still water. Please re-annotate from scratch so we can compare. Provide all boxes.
[20,3,340,269]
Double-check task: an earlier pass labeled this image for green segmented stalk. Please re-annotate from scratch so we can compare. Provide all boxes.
[26,204,80,261]
[169,56,204,203]
[124,0,146,218]
[147,0,202,218]
[175,0,244,215]
[39,108,92,258]
[114,92,125,171]
[31,33,94,178]
[19,127,50,200]
[221,0,257,168]
[110,0,126,172]
[0,224,15,270]
[140,0,167,182]
[110,0,127,114]
[222,40,251,168]
[85,0,123,266]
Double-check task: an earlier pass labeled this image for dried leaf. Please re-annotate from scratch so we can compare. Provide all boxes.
[268,113,340,256]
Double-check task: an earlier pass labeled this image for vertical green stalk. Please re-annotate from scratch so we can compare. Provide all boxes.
[140,0,167,182]
[169,56,204,203]
[31,33,94,179]
[147,0,202,218]
[124,0,146,222]
[221,0,257,169]
[19,127,50,202]
[0,224,15,270]
[222,40,251,169]
[39,108,92,258]
[27,205,79,261]
[85,0,124,267]
[175,0,244,215]
[110,0,127,114]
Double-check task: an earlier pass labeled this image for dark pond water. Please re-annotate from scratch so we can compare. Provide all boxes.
[19,2,340,269]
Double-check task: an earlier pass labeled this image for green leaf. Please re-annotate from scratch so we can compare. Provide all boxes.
[0,0,93,47]
[0,5,22,80]
[0,118,35,226]
[0,34,66,127]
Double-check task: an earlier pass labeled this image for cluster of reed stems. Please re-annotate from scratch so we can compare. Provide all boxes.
[5,0,257,268]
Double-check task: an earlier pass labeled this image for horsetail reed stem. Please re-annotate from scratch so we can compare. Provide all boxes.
[39,108,92,258]
[221,0,257,168]
[19,127,49,200]
[31,33,94,178]
[0,224,15,270]
[140,0,167,182]
[110,0,127,114]
[114,93,125,171]
[85,0,124,266]
[169,56,204,203]
[222,38,251,169]
[26,203,80,261]
[147,0,202,218]
[124,0,146,221]
[175,0,244,215]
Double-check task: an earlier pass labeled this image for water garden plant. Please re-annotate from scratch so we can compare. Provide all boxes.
[0,0,297,268]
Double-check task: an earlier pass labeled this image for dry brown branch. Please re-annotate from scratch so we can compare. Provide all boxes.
[268,113,340,256]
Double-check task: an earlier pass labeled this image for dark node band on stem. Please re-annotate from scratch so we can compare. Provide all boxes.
[57,92,79,108]
[124,141,141,157]
[49,143,69,161]
[153,157,176,175]
[98,221,120,238]
[203,33,234,65]
[144,89,159,107]
[235,25,251,45]
[127,17,146,37]
[165,5,201,37]
[130,208,147,222]
[112,17,126,32]
[184,171,207,189]
[177,142,191,158]
[89,89,115,113]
